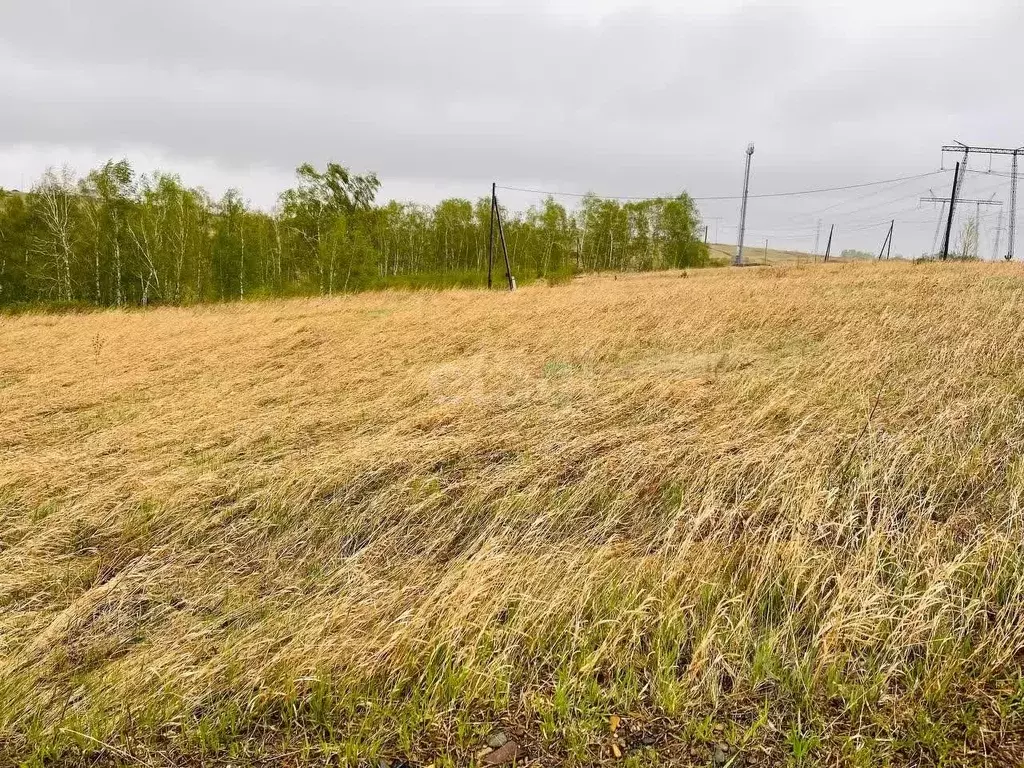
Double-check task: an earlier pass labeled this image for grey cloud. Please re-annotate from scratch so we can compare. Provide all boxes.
[1,0,1021,254]
[0,1,826,181]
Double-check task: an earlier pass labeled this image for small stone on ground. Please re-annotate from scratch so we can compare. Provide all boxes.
[487,731,509,749]
[482,741,519,766]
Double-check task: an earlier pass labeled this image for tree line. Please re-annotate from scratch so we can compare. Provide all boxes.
[0,160,711,308]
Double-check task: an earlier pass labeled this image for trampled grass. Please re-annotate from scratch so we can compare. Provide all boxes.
[3,262,1024,766]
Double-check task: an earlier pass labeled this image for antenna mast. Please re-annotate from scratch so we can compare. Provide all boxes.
[734,143,755,266]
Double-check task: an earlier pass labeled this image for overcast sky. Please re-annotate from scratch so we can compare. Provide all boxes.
[2,0,1021,257]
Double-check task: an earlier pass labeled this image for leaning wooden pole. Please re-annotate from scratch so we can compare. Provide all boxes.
[877,221,892,260]
[493,191,515,291]
[941,162,960,261]
[487,183,495,289]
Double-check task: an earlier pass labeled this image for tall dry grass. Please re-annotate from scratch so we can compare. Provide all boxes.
[3,262,1024,766]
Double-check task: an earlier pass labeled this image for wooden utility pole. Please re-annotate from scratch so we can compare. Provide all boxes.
[878,220,893,259]
[764,239,768,265]
[492,190,515,291]
[487,183,495,289]
[941,162,960,261]
[824,224,834,263]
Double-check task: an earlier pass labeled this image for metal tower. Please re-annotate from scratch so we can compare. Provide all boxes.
[734,143,755,266]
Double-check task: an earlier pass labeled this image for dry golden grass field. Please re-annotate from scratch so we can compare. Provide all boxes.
[4,261,1024,767]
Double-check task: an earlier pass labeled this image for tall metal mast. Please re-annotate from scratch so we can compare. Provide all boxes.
[734,143,755,266]
[940,143,1024,261]
[1009,152,1019,260]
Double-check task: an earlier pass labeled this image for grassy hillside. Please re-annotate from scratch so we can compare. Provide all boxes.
[3,262,1024,766]
[708,243,825,266]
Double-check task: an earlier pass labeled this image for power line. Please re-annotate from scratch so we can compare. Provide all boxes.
[965,169,1019,179]
[777,172,952,228]
[495,170,946,203]
[734,198,931,235]
[840,213,921,234]
[715,203,962,249]
[731,176,1005,241]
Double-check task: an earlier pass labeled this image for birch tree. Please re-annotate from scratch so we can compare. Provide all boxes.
[31,167,79,301]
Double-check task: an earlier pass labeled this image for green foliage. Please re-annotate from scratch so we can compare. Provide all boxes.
[839,249,874,260]
[0,161,711,308]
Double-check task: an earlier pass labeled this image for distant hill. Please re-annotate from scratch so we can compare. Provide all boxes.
[708,242,819,264]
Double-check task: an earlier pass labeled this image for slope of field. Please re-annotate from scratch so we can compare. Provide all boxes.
[3,262,1024,766]
[709,244,884,266]
[708,243,832,266]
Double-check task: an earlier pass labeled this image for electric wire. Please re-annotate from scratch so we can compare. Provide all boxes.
[495,170,947,203]
[781,177,945,226]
